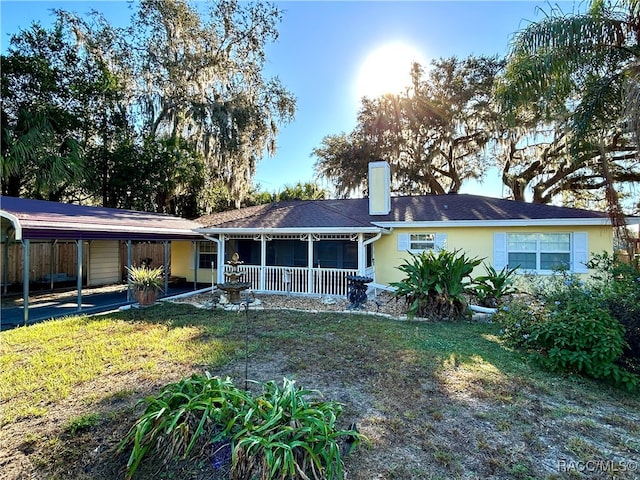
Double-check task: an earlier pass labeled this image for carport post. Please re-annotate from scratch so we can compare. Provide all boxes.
[127,240,132,302]
[2,231,9,295]
[193,241,198,289]
[50,240,55,290]
[164,241,169,295]
[22,239,30,325]
[76,240,83,311]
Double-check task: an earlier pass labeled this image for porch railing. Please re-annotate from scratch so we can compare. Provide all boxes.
[223,265,358,296]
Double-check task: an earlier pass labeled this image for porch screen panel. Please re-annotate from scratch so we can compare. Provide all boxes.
[313,240,357,269]
[266,240,307,267]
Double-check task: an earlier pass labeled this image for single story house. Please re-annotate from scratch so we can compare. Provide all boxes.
[194,162,637,296]
[3,162,637,308]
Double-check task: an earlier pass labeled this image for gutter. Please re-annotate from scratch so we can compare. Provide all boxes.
[204,235,224,284]
[363,231,382,246]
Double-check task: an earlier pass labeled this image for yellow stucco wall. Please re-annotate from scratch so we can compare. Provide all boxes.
[373,225,613,286]
[170,241,193,280]
[170,240,218,283]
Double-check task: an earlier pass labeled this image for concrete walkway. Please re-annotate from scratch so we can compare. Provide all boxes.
[1,284,205,331]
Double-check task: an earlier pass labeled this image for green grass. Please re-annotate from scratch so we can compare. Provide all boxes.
[0,304,240,424]
[2,302,639,480]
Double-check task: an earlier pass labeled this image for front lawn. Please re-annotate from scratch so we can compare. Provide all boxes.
[1,302,639,479]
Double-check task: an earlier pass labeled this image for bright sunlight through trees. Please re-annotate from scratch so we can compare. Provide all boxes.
[355,41,426,99]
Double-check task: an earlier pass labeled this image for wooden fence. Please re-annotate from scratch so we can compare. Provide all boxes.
[1,241,166,287]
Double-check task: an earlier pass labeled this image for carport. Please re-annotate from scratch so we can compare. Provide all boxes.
[1,196,204,325]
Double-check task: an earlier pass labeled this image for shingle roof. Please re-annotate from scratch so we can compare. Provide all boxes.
[1,196,204,240]
[196,194,611,231]
[197,200,375,229]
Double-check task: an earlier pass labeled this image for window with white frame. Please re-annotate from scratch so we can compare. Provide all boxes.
[398,232,447,252]
[197,241,217,269]
[410,233,435,251]
[507,233,571,271]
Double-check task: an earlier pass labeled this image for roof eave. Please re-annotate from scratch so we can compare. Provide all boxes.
[195,226,385,235]
[372,218,614,228]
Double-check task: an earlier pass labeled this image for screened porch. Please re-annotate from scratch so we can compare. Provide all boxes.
[210,233,377,296]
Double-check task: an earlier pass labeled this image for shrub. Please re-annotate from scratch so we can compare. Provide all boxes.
[118,374,361,480]
[587,252,640,373]
[391,249,482,320]
[492,299,545,348]
[528,294,638,390]
[472,263,519,307]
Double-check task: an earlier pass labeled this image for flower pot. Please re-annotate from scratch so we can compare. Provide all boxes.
[137,289,158,307]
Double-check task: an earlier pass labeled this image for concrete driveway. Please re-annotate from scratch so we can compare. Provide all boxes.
[1,284,206,331]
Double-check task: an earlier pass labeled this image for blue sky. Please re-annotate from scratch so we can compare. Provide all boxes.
[1,1,576,197]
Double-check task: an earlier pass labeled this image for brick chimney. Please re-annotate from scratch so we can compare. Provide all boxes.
[368,161,390,215]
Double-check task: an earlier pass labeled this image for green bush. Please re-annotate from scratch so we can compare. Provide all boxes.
[118,374,362,480]
[472,263,519,307]
[528,294,638,390]
[495,269,639,390]
[492,299,545,348]
[391,249,482,320]
[587,252,640,372]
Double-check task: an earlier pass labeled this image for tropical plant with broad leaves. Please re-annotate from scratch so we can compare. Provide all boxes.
[391,249,483,320]
[472,263,519,307]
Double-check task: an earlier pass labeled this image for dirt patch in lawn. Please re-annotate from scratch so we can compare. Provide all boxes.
[1,300,639,480]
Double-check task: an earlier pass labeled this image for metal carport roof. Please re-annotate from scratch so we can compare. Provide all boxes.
[0,196,204,241]
[1,196,205,326]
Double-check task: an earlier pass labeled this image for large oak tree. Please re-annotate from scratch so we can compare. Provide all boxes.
[313,56,503,197]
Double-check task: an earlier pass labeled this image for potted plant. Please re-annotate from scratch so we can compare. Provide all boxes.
[126,265,164,307]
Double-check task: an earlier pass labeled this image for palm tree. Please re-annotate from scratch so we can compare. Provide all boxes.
[497,0,640,253]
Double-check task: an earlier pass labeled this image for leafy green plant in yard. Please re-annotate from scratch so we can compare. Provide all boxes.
[472,263,519,307]
[233,378,360,480]
[126,265,164,293]
[64,412,102,434]
[118,373,362,480]
[586,252,640,373]
[119,374,250,479]
[528,294,638,390]
[391,249,482,320]
[497,270,639,390]
[492,299,545,348]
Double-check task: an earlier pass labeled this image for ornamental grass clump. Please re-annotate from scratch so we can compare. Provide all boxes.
[118,374,362,480]
[391,249,482,320]
[126,265,164,293]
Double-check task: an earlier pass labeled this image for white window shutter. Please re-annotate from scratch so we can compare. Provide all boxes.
[493,233,507,270]
[435,233,447,251]
[398,233,409,251]
[573,232,589,273]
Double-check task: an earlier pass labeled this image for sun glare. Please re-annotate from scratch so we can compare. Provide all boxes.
[355,42,426,99]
